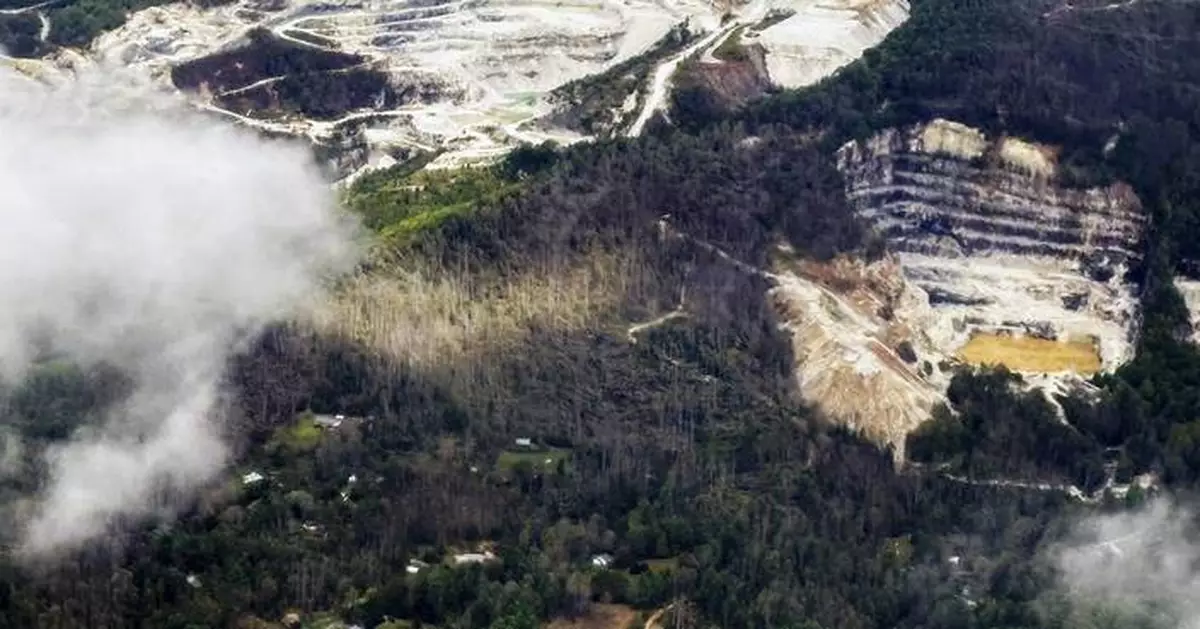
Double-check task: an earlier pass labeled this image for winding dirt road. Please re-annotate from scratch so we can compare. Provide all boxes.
[625,0,767,137]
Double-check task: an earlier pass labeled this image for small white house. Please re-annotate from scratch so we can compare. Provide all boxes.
[591,554,614,569]
[186,574,202,588]
[515,437,533,448]
[242,471,265,485]
[313,415,343,429]
[453,551,497,565]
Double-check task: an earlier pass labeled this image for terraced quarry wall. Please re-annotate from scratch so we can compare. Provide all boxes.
[836,119,1146,374]
[2,0,909,175]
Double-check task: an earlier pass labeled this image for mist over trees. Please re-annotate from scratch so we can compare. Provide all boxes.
[5,0,1200,626]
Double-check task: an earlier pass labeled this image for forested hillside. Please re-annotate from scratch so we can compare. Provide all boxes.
[3,0,1200,627]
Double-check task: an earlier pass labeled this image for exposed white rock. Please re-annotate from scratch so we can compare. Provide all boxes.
[11,0,910,172]
[1174,277,1200,343]
[837,119,1146,375]
[754,0,909,89]
[654,216,944,464]
[770,254,945,462]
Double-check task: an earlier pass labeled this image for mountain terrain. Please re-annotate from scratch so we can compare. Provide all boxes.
[4,0,1200,626]
[1,0,910,176]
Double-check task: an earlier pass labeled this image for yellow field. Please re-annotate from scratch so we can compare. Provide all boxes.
[956,333,1102,374]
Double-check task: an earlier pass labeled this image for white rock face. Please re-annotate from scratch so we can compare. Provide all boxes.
[1174,277,1200,343]
[837,119,1146,373]
[770,254,944,463]
[759,119,1145,462]
[6,0,910,173]
[753,0,909,89]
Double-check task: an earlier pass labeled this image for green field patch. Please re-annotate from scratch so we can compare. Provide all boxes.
[496,448,570,474]
[272,413,323,453]
[643,557,679,574]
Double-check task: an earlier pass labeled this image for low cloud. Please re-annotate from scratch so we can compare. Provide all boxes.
[0,64,360,557]
[1053,497,1200,629]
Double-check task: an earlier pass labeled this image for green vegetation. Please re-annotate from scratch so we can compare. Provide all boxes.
[17,0,236,49]
[346,160,522,248]
[640,557,678,574]
[47,0,170,48]
[547,24,697,136]
[0,14,48,58]
[170,30,398,120]
[496,448,570,474]
[909,367,1107,489]
[7,0,1200,627]
[674,0,1200,489]
[710,26,749,63]
[271,412,324,454]
[172,29,365,94]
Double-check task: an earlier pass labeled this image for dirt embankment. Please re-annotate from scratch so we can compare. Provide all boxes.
[674,39,771,113]
[547,604,639,629]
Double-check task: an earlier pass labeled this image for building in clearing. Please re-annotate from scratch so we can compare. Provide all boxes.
[242,471,265,485]
[453,551,496,565]
[313,414,345,429]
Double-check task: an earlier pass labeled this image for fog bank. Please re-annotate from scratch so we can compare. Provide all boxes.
[0,65,359,557]
[1054,497,1200,629]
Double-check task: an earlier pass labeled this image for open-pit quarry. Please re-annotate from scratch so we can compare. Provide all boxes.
[766,119,1148,461]
[2,0,911,177]
[836,119,1145,372]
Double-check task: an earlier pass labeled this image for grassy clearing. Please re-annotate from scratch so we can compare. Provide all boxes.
[272,413,323,453]
[956,333,1101,374]
[346,161,518,245]
[497,448,571,474]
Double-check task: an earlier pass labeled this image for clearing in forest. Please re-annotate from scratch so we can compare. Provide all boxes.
[546,604,638,629]
[956,333,1101,374]
[496,448,571,474]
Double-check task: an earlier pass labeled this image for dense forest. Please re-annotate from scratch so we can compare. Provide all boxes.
[172,31,406,121]
[4,0,1200,627]
[0,13,47,58]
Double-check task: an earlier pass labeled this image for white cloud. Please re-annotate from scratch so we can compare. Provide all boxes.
[0,63,360,557]
[1053,497,1200,629]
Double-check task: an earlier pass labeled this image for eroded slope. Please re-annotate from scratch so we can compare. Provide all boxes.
[770,253,943,461]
